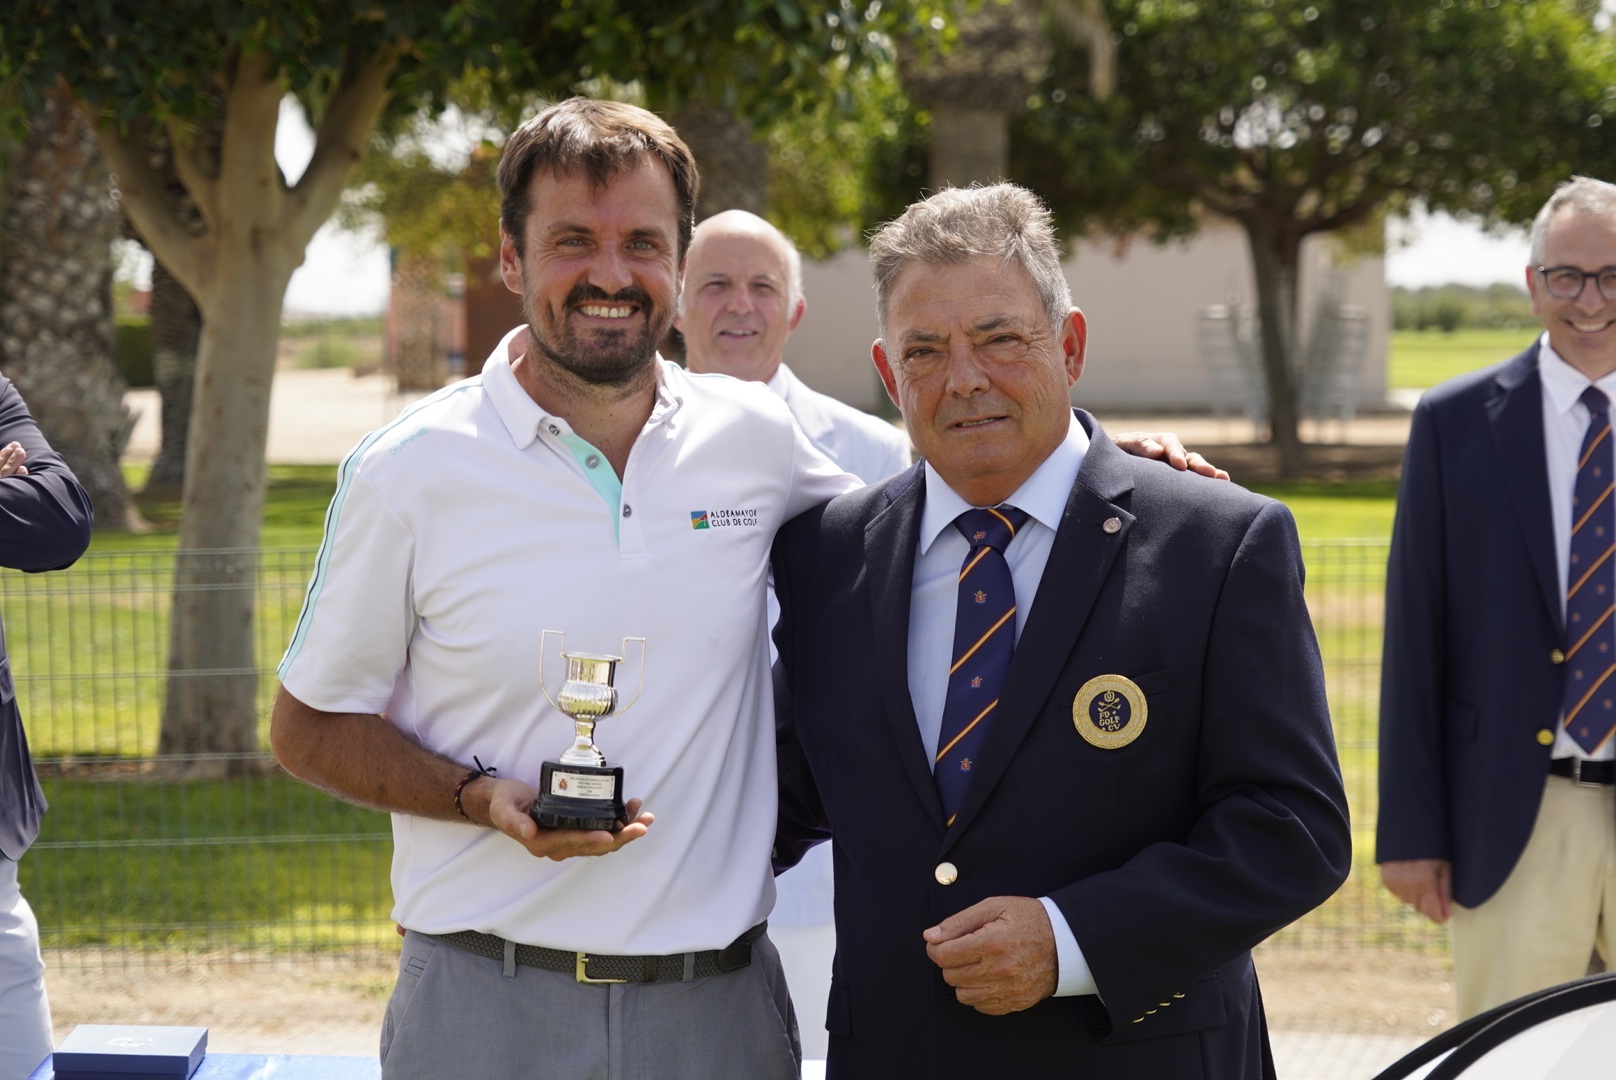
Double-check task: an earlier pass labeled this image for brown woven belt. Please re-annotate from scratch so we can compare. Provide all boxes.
[423,922,767,983]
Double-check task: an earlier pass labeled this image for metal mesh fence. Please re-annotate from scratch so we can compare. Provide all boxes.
[10,548,393,970]
[11,540,1437,969]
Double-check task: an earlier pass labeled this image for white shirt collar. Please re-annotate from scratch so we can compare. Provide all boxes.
[917,411,1090,555]
[1538,331,1616,416]
[765,363,792,400]
[483,325,682,448]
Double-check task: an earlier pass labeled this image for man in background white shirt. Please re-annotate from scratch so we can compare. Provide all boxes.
[677,209,913,484]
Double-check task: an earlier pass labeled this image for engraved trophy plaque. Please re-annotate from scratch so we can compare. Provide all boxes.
[533,631,645,830]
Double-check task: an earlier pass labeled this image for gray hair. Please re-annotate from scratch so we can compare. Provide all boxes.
[869,183,1072,339]
[1530,176,1616,265]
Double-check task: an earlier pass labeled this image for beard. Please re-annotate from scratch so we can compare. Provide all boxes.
[524,281,670,387]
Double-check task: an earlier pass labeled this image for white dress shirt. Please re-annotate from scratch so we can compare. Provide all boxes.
[906,411,1098,997]
[766,364,912,484]
[1537,333,1616,762]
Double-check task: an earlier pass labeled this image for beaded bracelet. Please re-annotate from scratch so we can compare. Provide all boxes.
[454,756,497,822]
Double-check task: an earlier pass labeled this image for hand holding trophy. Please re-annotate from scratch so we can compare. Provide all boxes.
[533,631,646,831]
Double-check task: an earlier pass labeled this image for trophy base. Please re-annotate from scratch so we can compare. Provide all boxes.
[533,761,626,831]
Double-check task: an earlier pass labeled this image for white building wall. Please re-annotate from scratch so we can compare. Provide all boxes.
[782,214,1388,416]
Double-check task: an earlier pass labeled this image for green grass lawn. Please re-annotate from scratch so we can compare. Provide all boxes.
[10,463,337,759]
[1254,479,1398,544]
[119,463,340,549]
[20,459,1423,954]
[29,775,394,951]
[1388,327,1538,391]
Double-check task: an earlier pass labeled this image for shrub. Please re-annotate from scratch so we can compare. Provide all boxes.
[115,316,155,388]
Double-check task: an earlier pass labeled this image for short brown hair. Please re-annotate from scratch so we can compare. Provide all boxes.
[497,97,700,260]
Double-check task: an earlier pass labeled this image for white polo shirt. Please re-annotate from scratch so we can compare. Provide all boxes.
[279,326,858,954]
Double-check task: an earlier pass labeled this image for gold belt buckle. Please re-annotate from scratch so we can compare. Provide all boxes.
[575,951,627,984]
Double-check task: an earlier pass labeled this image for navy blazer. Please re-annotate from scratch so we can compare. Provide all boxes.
[0,374,93,861]
[773,412,1351,1080]
[1377,343,1569,908]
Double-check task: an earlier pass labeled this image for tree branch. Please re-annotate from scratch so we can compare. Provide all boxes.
[215,46,288,231]
[1193,181,1248,219]
[1308,194,1385,236]
[87,105,211,299]
[1044,0,1115,100]
[166,116,220,234]
[286,38,408,251]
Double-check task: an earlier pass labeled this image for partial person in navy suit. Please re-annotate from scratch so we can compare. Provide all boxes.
[1378,176,1616,1020]
[0,374,93,1080]
[770,183,1351,1079]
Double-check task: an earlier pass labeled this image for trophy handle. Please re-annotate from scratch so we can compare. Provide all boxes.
[614,637,647,716]
[538,629,566,712]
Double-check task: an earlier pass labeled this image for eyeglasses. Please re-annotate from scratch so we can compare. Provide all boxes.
[1537,265,1616,302]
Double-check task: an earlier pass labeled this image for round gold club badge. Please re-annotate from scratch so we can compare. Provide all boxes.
[1073,675,1147,749]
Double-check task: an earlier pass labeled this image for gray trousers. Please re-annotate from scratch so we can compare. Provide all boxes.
[0,858,52,1080]
[380,929,801,1080]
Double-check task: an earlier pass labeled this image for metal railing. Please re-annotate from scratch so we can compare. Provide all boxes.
[11,541,1435,969]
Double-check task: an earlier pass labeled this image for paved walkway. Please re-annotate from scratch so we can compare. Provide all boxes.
[121,367,1414,467]
[124,368,434,466]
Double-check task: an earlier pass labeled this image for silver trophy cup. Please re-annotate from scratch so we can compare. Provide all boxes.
[534,632,645,830]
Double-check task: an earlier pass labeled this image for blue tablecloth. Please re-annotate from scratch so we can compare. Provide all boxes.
[29,1053,380,1080]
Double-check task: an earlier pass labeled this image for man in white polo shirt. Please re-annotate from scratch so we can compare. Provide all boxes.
[272,98,854,1079]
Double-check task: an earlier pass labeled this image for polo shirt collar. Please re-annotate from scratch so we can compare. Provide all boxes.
[481,325,683,449]
[917,410,1090,555]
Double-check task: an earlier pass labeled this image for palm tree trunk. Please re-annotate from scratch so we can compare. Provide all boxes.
[390,251,444,391]
[0,87,142,530]
[145,259,199,492]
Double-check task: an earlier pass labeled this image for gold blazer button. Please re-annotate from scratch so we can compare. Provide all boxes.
[934,862,959,886]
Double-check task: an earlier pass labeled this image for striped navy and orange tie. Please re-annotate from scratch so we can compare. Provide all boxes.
[1564,385,1616,754]
[935,505,1028,825]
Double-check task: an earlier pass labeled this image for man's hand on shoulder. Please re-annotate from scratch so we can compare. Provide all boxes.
[1113,430,1230,481]
[1380,858,1453,923]
[476,777,654,861]
[923,896,1057,1015]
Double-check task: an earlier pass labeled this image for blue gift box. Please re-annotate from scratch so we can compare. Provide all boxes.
[51,1025,207,1079]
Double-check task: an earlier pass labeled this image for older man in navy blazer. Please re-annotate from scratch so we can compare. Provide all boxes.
[771,183,1351,1079]
[0,373,93,1080]
[1378,176,1616,1019]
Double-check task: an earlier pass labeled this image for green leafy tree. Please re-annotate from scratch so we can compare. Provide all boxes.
[1016,0,1616,474]
[3,0,944,765]
[4,2,517,769]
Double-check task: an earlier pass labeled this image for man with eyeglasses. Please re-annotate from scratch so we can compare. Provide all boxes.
[1379,175,1616,1019]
